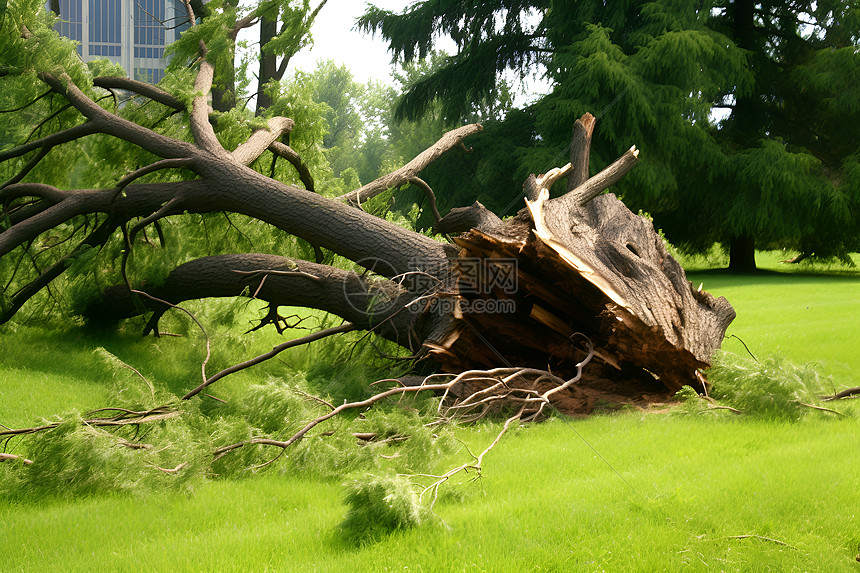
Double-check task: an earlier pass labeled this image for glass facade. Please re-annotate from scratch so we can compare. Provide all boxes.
[50,0,189,84]
[133,0,166,83]
[54,0,84,55]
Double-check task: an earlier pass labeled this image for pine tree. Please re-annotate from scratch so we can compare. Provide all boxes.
[361,0,860,269]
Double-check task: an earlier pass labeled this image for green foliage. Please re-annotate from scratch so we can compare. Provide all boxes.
[363,0,860,266]
[339,474,431,544]
[707,353,833,421]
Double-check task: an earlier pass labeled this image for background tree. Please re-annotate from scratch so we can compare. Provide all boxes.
[361,0,860,270]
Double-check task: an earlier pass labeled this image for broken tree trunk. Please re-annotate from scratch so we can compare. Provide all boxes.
[429,113,735,399]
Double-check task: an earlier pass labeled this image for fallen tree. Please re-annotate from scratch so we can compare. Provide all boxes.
[0,13,734,420]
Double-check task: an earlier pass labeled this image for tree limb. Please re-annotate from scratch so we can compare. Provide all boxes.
[92,76,185,110]
[0,121,99,163]
[189,45,222,153]
[434,201,503,234]
[232,117,294,165]
[269,141,314,192]
[410,176,441,223]
[338,124,483,206]
[182,322,357,399]
[0,217,115,324]
[567,112,596,192]
[561,146,640,208]
[38,72,196,159]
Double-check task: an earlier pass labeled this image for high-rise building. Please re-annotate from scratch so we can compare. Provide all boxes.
[52,0,191,83]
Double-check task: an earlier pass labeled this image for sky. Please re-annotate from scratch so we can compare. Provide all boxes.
[239,0,550,104]
[288,0,433,85]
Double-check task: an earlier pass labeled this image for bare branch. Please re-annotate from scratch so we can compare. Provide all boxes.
[417,404,525,509]
[182,322,357,399]
[338,124,483,206]
[410,176,441,223]
[0,405,180,439]
[0,121,99,164]
[93,76,185,110]
[269,141,314,191]
[232,116,294,165]
[213,342,593,460]
[822,386,860,401]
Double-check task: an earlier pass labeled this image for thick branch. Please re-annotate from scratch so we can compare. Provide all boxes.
[567,113,596,192]
[3,169,449,283]
[92,76,185,110]
[38,72,195,159]
[0,183,70,204]
[189,49,222,153]
[90,254,425,347]
[338,124,483,205]
[434,201,503,234]
[232,117,294,166]
[0,191,110,257]
[269,141,314,191]
[560,147,640,208]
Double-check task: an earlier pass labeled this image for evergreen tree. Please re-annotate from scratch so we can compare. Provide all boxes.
[361,0,860,269]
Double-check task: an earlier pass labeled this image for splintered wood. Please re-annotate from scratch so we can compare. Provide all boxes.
[425,114,735,414]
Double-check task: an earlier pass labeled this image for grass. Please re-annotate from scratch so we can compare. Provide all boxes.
[687,250,860,390]
[2,414,858,571]
[1,251,859,571]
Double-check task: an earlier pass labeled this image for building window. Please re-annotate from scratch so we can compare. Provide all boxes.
[89,0,121,43]
[53,0,84,55]
[134,67,165,84]
[172,0,191,34]
[134,0,166,48]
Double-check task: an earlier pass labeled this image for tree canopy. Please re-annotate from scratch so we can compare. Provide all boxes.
[362,0,860,269]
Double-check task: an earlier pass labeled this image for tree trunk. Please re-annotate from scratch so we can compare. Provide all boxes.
[0,40,736,411]
[728,234,757,272]
[255,13,279,115]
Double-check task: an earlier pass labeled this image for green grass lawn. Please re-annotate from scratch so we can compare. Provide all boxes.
[687,251,860,390]
[1,252,859,572]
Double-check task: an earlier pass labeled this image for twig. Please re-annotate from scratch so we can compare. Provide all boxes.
[822,386,860,401]
[0,453,34,465]
[723,534,798,550]
[151,462,187,474]
[792,401,845,416]
[0,406,180,439]
[182,322,356,399]
[416,404,526,510]
[131,290,211,381]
